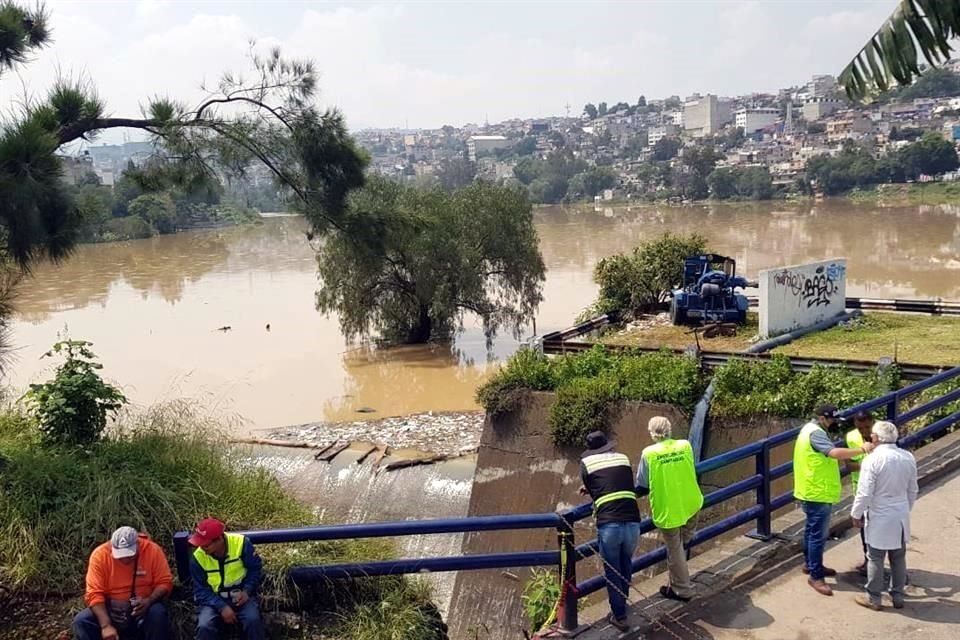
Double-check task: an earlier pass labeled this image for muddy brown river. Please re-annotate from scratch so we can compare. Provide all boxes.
[8,201,960,431]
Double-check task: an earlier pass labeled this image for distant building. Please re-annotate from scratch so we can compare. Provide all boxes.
[807,74,837,98]
[802,97,844,121]
[670,111,685,126]
[735,107,780,133]
[647,124,679,147]
[826,114,874,142]
[58,152,96,185]
[529,121,550,134]
[467,135,510,161]
[684,94,732,137]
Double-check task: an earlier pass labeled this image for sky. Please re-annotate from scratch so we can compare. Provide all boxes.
[1,0,898,141]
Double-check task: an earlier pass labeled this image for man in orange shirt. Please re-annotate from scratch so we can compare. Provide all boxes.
[72,526,173,640]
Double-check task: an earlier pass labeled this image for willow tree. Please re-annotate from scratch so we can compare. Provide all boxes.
[840,0,960,100]
[316,178,545,344]
[0,1,366,271]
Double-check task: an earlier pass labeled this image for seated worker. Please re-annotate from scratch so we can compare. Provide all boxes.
[189,518,266,640]
[72,526,173,640]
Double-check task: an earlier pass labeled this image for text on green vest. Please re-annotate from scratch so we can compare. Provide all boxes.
[641,439,703,529]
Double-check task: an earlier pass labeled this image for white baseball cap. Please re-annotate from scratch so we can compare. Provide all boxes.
[110,526,139,559]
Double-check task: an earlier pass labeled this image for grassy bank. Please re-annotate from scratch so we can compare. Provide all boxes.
[774,313,960,367]
[846,181,960,206]
[601,313,759,353]
[0,402,443,639]
[598,312,960,367]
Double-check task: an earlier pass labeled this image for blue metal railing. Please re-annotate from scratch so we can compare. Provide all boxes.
[173,366,960,632]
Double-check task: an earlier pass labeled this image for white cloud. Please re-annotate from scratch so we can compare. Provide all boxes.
[135,0,170,21]
[1,1,903,136]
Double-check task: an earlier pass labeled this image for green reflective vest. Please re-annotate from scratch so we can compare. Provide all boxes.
[641,439,703,529]
[193,532,247,594]
[846,428,866,490]
[793,422,841,504]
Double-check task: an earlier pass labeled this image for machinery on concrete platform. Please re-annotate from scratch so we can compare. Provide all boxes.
[670,254,756,326]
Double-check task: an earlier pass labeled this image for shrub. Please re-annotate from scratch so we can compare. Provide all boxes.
[592,233,708,315]
[103,215,155,240]
[521,568,561,634]
[617,351,702,409]
[549,374,622,447]
[128,192,178,234]
[475,347,553,417]
[22,340,127,447]
[480,346,704,446]
[711,354,898,418]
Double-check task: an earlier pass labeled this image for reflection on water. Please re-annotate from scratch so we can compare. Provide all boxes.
[7,201,960,431]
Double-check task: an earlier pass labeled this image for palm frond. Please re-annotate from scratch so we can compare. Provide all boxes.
[840,0,960,101]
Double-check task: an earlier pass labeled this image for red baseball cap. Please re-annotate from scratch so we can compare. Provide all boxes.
[188,518,225,547]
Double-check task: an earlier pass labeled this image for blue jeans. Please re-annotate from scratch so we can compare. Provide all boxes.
[801,500,833,580]
[196,598,266,640]
[73,602,171,640]
[597,521,641,620]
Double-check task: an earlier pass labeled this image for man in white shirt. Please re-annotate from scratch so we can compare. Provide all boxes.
[850,420,918,611]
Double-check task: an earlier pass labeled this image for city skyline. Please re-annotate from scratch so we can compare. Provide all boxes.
[2,0,897,140]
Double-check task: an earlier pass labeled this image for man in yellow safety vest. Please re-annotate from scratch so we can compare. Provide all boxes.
[636,416,703,603]
[794,405,875,597]
[189,518,265,640]
[847,411,875,576]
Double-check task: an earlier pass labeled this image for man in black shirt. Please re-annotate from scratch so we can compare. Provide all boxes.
[579,431,642,632]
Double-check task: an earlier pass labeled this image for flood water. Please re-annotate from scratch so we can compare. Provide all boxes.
[7,201,960,432]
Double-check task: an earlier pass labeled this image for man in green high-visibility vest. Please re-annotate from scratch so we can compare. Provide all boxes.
[636,416,703,603]
[794,404,875,597]
[847,411,875,576]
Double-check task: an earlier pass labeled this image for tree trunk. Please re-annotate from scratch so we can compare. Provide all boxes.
[407,304,432,343]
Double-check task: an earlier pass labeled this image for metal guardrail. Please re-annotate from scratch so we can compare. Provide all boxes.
[745,296,960,316]
[172,366,960,633]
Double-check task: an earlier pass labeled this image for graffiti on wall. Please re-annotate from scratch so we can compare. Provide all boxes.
[772,262,846,309]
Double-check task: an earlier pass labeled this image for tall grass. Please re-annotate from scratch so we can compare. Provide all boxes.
[0,401,444,638]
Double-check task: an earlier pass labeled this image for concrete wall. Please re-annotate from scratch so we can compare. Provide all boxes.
[759,258,847,338]
[446,393,688,640]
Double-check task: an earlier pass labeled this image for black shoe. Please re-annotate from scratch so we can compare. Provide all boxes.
[660,585,692,602]
[607,613,630,632]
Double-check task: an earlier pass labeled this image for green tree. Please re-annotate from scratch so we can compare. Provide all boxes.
[592,233,708,314]
[1,2,366,271]
[513,157,540,185]
[128,193,177,234]
[583,103,598,120]
[737,166,774,200]
[572,167,618,198]
[653,137,681,161]
[598,102,608,117]
[0,0,48,72]
[316,178,545,344]
[73,184,114,239]
[899,131,960,176]
[435,157,477,191]
[514,136,538,156]
[679,145,722,199]
[637,95,647,107]
[841,0,960,100]
[708,167,738,199]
